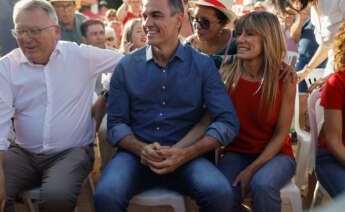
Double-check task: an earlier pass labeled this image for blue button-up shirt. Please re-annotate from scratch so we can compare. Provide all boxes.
[107,43,239,147]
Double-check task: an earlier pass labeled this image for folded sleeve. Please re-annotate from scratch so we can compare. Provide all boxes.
[202,58,239,146]
[106,61,133,146]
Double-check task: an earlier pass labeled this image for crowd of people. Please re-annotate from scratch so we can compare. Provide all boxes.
[0,0,345,212]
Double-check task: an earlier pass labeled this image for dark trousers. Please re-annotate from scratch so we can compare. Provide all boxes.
[4,144,94,212]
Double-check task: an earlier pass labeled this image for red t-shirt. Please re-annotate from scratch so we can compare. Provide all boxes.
[320,69,345,151]
[122,11,142,27]
[223,77,293,157]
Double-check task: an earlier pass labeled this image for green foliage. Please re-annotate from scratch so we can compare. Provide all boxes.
[104,0,123,9]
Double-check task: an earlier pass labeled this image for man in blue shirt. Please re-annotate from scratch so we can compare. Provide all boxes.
[94,0,239,211]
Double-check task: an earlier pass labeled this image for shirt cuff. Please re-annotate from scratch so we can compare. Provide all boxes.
[0,138,10,151]
[107,123,133,146]
[205,122,237,146]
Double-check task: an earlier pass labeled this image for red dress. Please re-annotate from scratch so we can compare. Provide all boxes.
[320,68,345,151]
[223,77,293,157]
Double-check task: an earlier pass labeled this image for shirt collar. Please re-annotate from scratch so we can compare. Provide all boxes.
[145,42,185,64]
[19,41,63,65]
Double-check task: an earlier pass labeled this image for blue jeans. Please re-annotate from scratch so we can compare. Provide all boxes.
[94,150,232,212]
[218,152,296,212]
[316,149,345,197]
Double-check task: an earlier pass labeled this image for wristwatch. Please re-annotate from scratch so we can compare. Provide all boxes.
[100,90,109,100]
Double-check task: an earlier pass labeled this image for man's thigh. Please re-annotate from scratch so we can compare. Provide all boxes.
[4,144,40,201]
[39,145,94,211]
[167,157,232,211]
[94,150,162,211]
[96,150,161,196]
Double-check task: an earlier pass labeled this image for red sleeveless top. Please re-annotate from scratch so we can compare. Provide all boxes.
[223,77,293,157]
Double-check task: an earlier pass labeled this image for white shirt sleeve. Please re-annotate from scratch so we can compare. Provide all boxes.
[0,61,15,150]
[79,44,123,77]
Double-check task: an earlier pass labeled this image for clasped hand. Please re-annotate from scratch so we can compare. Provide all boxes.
[140,142,186,175]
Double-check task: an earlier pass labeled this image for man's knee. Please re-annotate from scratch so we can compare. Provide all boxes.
[94,180,130,211]
[39,183,79,212]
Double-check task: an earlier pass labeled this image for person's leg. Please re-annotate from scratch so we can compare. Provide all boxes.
[315,149,345,198]
[4,144,41,212]
[168,157,232,212]
[217,151,253,212]
[250,153,296,212]
[38,145,94,212]
[94,150,160,212]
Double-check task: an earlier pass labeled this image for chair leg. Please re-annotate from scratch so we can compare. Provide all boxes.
[88,174,95,195]
[23,193,36,212]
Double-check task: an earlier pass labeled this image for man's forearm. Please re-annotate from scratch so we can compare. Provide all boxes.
[118,135,147,157]
[182,135,220,162]
[173,112,212,149]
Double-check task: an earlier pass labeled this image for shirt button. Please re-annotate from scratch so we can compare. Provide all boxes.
[162,101,166,105]
[159,113,163,116]
[163,69,166,73]
[162,85,166,90]
[156,127,160,131]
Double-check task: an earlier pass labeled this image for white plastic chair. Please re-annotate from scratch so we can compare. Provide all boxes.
[307,89,332,208]
[294,84,313,188]
[129,187,187,212]
[285,51,298,66]
[305,68,325,88]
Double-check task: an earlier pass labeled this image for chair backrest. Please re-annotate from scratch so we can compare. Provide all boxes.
[307,89,324,168]
[305,68,325,88]
[285,51,298,66]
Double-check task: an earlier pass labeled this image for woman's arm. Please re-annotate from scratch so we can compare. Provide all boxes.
[173,111,212,149]
[324,109,345,166]
[116,0,128,22]
[297,44,330,82]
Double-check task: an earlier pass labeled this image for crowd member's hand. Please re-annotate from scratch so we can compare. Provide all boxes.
[297,68,309,83]
[232,167,255,199]
[148,148,187,175]
[123,42,134,55]
[299,7,309,22]
[140,142,167,166]
[308,77,328,93]
[280,62,297,84]
[0,170,6,212]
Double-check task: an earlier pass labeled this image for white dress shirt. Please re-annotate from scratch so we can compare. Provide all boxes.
[311,0,345,76]
[0,41,123,154]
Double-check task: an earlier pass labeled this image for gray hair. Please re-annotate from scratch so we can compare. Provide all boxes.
[13,0,58,25]
[168,0,184,16]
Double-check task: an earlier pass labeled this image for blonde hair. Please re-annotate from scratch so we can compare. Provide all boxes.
[334,22,345,72]
[119,18,142,54]
[221,11,287,112]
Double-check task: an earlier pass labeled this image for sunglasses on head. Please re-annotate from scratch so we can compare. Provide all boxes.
[108,13,116,18]
[106,37,114,41]
[192,17,210,30]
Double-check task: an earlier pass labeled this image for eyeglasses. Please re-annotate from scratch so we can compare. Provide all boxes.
[191,17,211,30]
[106,37,114,41]
[11,25,56,38]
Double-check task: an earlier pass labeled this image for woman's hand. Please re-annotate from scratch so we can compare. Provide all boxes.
[232,167,255,199]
